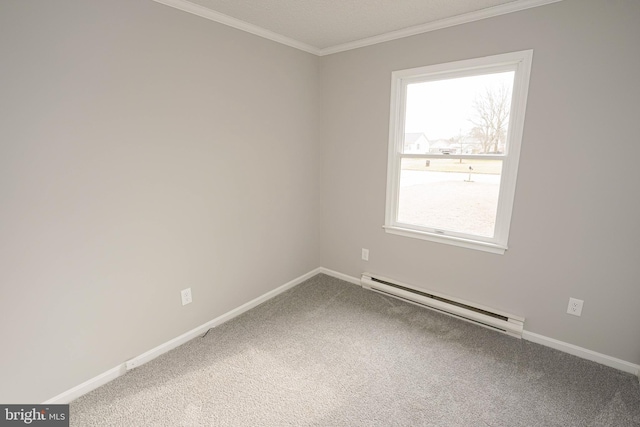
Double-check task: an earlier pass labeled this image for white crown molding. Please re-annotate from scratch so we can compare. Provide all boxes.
[151,0,322,55]
[152,0,562,57]
[318,0,563,56]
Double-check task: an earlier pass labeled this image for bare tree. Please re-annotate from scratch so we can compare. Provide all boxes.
[469,85,511,154]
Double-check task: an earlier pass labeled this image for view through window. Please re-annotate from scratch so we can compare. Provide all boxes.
[385,51,533,253]
[399,72,514,237]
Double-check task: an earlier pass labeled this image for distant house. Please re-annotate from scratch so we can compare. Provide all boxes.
[428,139,459,155]
[425,136,487,155]
[403,133,430,153]
[459,135,483,154]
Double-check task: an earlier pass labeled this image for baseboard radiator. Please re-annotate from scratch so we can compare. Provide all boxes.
[361,273,524,338]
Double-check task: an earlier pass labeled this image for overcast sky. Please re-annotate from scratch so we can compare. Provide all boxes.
[404,71,514,141]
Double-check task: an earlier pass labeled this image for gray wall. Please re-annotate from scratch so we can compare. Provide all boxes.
[319,0,640,365]
[0,0,319,403]
[2,0,639,405]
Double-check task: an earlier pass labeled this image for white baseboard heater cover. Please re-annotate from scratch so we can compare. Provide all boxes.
[361,273,524,338]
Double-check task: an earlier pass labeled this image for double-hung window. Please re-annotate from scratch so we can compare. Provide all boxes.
[384,50,533,254]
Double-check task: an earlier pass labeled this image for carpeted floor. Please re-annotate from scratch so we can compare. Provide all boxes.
[71,274,640,426]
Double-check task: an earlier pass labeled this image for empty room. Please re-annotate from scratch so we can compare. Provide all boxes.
[1,0,639,425]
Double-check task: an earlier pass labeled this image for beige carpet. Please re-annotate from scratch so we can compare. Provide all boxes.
[71,274,640,426]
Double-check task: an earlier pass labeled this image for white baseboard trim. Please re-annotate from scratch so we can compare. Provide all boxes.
[44,266,639,403]
[322,268,640,377]
[317,267,360,285]
[43,365,126,404]
[522,331,640,376]
[44,267,323,404]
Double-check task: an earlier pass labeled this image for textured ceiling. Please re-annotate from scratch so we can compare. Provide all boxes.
[188,0,522,49]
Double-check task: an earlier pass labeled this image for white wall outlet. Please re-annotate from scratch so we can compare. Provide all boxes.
[181,288,192,306]
[125,359,138,371]
[567,297,584,316]
[361,248,369,261]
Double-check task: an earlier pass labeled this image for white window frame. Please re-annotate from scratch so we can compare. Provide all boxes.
[384,50,533,254]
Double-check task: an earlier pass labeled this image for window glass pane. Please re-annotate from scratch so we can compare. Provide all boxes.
[403,71,515,155]
[397,158,502,237]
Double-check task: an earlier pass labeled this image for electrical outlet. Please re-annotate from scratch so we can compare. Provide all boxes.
[125,359,138,371]
[361,248,369,261]
[181,288,192,306]
[566,297,584,316]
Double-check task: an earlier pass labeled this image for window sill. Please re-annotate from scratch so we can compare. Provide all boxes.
[383,225,507,255]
